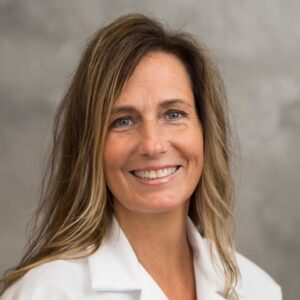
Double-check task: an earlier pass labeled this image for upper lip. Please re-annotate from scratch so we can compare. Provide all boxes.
[129,165,181,172]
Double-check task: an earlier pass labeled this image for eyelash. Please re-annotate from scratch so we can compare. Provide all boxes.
[111,110,188,128]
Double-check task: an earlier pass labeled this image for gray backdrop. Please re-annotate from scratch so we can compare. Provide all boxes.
[1,1,299,299]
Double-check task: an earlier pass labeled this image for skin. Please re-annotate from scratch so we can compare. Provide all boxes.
[104,51,204,300]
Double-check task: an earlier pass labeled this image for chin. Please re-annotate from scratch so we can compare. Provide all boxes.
[122,197,188,215]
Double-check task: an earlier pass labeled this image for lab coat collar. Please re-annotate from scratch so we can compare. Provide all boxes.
[88,216,237,299]
[88,216,143,291]
[187,218,245,300]
[186,218,226,299]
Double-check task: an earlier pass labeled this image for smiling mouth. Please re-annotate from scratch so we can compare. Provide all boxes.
[130,166,181,180]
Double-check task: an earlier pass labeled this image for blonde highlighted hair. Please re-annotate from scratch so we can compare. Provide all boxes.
[1,13,240,298]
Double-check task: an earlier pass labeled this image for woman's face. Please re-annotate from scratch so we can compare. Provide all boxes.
[104,51,203,216]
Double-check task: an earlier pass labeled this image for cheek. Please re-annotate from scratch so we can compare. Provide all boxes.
[104,139,124,196]
[185,140,203,166]
[104,137,121,174]
[175,126,203,159]
[104,135,133,172]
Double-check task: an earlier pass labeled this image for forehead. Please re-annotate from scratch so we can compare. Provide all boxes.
[113,51,194,109]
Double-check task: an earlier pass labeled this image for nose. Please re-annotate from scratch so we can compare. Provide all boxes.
[138,120,169,157]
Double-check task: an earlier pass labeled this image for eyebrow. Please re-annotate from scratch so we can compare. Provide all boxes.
[111,99,192,115]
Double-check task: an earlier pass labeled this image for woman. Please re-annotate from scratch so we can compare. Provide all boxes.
[0,13,282,300]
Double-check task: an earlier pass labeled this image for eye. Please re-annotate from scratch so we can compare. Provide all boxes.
[165,110,187,120]
[111,116,134,128]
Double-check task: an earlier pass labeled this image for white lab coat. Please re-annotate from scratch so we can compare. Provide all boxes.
[1,216,282,300]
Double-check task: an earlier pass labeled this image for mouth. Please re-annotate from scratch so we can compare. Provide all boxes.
[129,165,181,181]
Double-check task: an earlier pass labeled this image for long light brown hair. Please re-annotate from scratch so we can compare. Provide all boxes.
[1,13,240,298]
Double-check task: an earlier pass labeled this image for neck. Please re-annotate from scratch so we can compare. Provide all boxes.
[113,202,192,277]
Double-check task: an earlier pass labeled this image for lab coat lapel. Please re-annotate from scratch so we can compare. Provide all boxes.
[187,217,227,300]
[187,217,246,300]
[87,216,142,292]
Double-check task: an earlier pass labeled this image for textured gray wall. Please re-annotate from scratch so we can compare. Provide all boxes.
[1,1,299,298]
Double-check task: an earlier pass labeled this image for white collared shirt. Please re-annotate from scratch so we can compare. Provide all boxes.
[1,216,282,300]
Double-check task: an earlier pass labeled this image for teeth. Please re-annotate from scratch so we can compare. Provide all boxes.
[133,167,178,180]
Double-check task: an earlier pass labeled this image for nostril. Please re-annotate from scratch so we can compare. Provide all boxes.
[138,138,170,155]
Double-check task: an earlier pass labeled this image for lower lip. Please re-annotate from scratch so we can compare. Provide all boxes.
[129,166,182,186]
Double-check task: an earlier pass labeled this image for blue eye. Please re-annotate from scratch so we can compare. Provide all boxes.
[166,110,187,120]
[112,117,133,128]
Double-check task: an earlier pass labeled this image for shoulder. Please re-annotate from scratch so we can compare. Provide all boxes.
[1,259,89,300]
[235,251,282,300]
